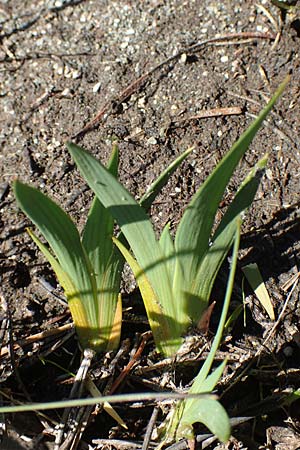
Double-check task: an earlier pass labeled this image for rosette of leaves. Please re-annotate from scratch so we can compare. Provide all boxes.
[67,77,288,357]
[14,144,192,352]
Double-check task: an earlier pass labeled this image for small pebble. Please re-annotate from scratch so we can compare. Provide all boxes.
[93,82,101,93]
[147,136,157,145]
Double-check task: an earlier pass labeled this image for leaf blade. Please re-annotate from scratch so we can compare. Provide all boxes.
[140,147,193,210]
[175,78,289,288]
[242,263,275,320]
[190,155,267,322]
[113,237,182,354]
[82,144,123,349]
[67,142,186,355]
[13,180,104,349]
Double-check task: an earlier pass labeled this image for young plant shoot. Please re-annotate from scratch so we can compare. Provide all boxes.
[67,77,288,357]
[14,144,192,353]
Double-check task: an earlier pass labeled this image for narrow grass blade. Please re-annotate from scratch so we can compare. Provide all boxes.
[242,263,275,320]
[224,303,243,333]
[140,147,193,210]
[174,77,289,290]
[0,392,213,414]
[190,219,240,388]
[190,155,267,323]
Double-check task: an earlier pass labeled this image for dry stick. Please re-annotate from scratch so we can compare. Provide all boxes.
[72,31,275,140]
[175,106,243,124]
[109,331,152,394]
[141,369,172,450]
[102,338,131,396]
[60,405,94,450]
[54,349,95,450]
[142,406,160,450]
[92,438,141,449]
[0,322,74,357]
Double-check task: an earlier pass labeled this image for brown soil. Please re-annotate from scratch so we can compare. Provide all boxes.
[1,1,300,449]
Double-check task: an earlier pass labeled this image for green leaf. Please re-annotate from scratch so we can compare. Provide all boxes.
[190,360,227,395]
[27,229,89,336]
[189,155,268,323]
[170,222,241,444]
[67,142,188,355]
[14,180,115,351]
[177,398,230,443]
[174,78,289,292]
[82,144,123,349]
[181,360,227,424]
[159,223,176,280]
[190,220,240,389]
[14,181,97,328]
[113,236,182,355]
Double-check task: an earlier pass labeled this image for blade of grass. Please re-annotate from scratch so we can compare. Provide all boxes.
[190,218,240,390]
[0,392,214,414]
[140,147,193,210]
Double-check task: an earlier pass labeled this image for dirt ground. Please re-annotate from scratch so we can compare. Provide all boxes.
[1,0,300,449]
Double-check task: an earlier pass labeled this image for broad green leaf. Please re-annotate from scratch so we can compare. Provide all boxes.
[67,142,188,355]
[27,229,88,331]
[82,144,119,280]
[176,398,230,443]
[26,229,100,348]
[14,181,98,330]
[242,263,275,320]
[113,237,182,354]
[174,77,289,291]
[189,155,268,323]
[82,144,123,349]
[159,223,176,279]
[140,147,193,210]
